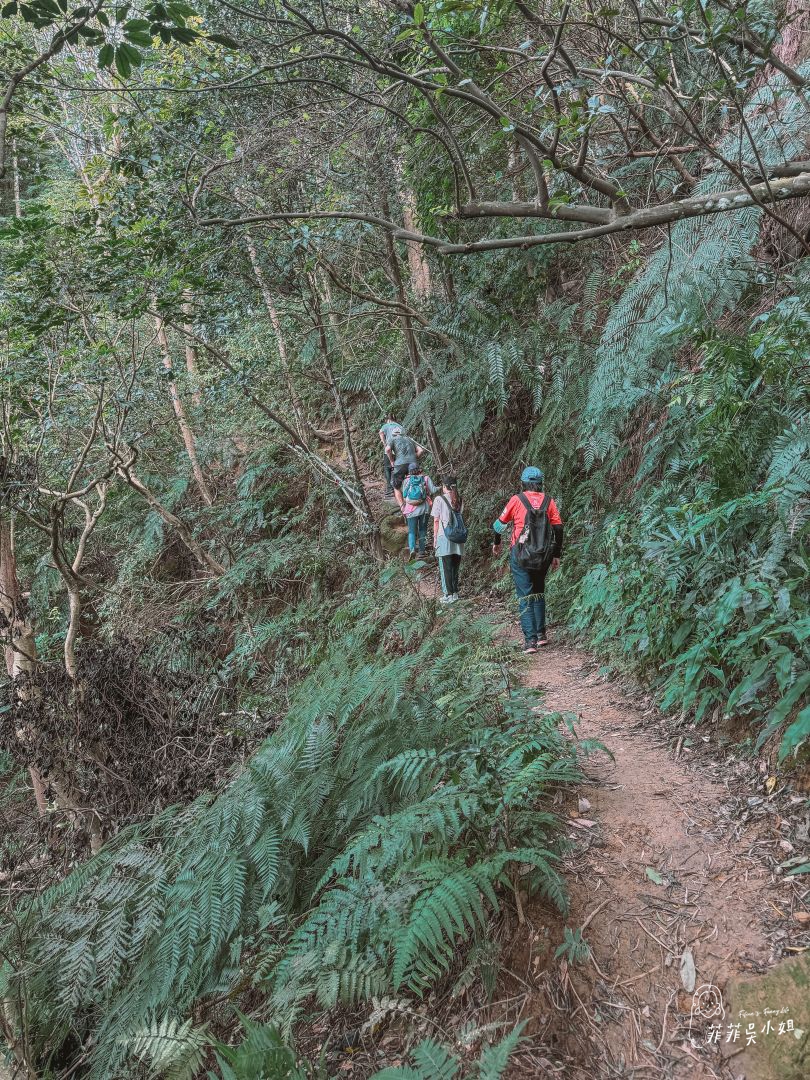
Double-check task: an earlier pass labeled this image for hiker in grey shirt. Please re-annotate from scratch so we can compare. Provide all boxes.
[378,416,401,496]
[385,427,423,508]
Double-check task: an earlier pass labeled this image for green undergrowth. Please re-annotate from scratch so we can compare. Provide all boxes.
[205,1018,526,1080]
[0,566,584,1078]
[558,294,809,760]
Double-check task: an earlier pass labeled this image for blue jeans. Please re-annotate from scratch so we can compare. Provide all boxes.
[407,513,429,553]
[510,548,548,643]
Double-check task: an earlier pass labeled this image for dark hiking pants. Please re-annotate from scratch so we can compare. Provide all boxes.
[509,548,549,643]
[439,553,462,596]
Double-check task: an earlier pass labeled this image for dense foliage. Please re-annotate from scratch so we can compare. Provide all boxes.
[3,564,580,1075]
[0,0,808,1075]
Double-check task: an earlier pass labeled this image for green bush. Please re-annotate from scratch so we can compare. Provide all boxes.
[564,296,810,758]
[0,572,581,1077]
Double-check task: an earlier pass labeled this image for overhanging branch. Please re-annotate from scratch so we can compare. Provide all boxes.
[196,168,810,255]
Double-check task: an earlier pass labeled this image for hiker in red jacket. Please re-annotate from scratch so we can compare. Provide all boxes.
[491,466,563,653]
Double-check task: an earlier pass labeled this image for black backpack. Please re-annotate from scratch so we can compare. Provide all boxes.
[513,492,555,570]
[437,495,468,544]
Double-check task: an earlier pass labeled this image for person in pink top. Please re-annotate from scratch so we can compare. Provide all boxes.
[491,466,563,653]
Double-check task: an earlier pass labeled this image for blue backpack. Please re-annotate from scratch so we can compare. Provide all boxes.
[438,496,468,544]
[403,474,428,505]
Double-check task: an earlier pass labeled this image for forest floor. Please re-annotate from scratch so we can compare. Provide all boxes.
[502,642,808,1080]
[369,477,809,1080]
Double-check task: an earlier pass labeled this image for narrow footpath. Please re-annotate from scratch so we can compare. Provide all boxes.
[367,473,809,1080]
[510,645,807,1080]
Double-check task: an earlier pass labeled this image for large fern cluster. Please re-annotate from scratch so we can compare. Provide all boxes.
[583,64,810,456]
[0,572,581,1077]
[563,290,810,755]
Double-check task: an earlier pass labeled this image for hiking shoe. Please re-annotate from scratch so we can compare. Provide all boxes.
[523,642,537,654]
[448,593,459,603]
[439,594,453,605]
[536,634,548,647]
[407,551,416,562]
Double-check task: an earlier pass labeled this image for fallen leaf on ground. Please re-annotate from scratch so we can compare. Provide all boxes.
[645,867,664,885]
[793,911,810,924]
[680,946,696,993]
[567,818,596,828]
[578,797,591,813]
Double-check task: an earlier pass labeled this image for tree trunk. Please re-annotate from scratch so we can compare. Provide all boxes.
[395,162,433,300]
[11,137,21,217]
[311,275,383,561]
[181,290,203,407]
[379,191,447,471]
[755,0,810,263]
[60,486,106,682]
[0,512,47,815]
[154,314,213,506]
[3,161,46,818]
[0,516,36,681]
[166,325,381,524]
[245,233,313,442]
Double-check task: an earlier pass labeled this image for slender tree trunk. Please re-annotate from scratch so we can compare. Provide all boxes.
[396,162,433,300]
[755,0,810,262]
[379,191,447,471]
[165,326,378,521]
[3,161,46,817]
[0,513,46,815]
[154,315,213,506]
[0,516,36,681]
[310,276,383,561]
[42,480,111,850]
[60,486,106,682]
[245,234,313,442]
[181,290,202,407]
[11,138,21,218]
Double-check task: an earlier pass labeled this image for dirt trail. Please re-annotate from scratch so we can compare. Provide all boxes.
[513,644,781,1079]
[364,471,806,1078]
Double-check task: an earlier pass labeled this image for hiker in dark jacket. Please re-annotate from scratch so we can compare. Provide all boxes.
[491,466,563,653]
[378,415,402,497]
[385,427,424,509]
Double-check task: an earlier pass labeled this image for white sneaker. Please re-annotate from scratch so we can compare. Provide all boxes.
[439,595,453,605]
[448,594,459,603]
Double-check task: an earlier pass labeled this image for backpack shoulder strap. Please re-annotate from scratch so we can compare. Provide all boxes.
[517,492,550,517]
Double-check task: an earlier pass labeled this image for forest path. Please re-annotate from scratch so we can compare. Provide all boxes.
[364,469,800,1080]
[510,645,782,1080]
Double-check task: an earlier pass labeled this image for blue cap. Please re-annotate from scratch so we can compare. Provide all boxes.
[520,466,544,484]
[408,462,420,474]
